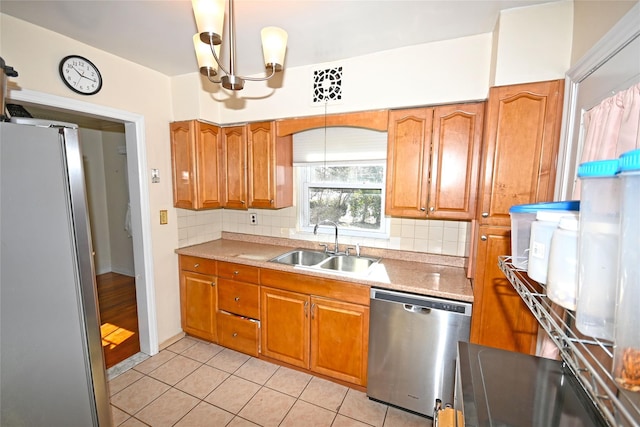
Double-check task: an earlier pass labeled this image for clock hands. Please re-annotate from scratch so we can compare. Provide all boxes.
[70,65,97,83]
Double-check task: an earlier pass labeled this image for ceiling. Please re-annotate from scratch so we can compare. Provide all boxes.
[1,0,559,78]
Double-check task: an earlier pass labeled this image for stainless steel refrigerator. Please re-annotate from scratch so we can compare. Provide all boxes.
[1,118,111,426]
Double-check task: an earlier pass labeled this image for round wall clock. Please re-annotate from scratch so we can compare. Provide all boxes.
[59,55,103,95]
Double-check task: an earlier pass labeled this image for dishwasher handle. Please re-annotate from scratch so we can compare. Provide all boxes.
[404,304,431,314]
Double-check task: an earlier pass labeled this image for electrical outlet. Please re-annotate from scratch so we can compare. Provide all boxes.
[249,213,258,225]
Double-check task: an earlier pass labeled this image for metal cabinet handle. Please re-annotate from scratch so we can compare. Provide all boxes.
[232,332,238,338]
[233,271,239,275]
[481,235,487,241]
[429,207,435,212]
[304,301,309,317]
[270,199,274,205]
[211,282,215,287]
[194,263,200,268]
[311,303,316,319]
[241,200,246,205]
[420,207,426,211]
[481,212,489,218]
[234,297,240,302]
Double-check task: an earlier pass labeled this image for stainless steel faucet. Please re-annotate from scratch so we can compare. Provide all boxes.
[313,220,340,254]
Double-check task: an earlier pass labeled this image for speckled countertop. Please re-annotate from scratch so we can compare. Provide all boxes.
[176,232,473,303]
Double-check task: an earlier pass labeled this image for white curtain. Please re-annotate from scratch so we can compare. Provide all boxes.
[574,82,640,197]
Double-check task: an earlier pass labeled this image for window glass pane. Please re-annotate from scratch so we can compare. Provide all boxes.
[308,187,383,231]
[310,165,384,184]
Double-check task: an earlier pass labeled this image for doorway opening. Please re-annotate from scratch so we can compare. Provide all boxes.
[8,89,159,363]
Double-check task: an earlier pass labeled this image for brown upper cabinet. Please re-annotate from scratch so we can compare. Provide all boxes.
[477,80,564,227]
[222,125,248,210]
[247,121,293,209]
[385,103,484,219]
[170,120,224,210]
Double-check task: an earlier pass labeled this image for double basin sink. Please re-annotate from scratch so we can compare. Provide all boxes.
[269,248,381,277]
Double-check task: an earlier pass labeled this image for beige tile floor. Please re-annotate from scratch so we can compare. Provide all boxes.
[109,336,433,427]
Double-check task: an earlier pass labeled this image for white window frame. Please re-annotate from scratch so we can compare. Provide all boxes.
[296,161,390,239]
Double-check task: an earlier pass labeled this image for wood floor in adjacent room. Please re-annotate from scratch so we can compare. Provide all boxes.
[97,272,140,369]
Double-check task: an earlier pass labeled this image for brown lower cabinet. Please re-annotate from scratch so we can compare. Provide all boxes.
[179,256,218,342]
[260,286,370,386]
[178,256,370,387]
[470,226,538,354]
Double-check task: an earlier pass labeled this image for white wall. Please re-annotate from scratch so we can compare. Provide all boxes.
[492,1,573,86]
[571,0,638,65]
[0,13,180,346]
[102,130,135,276]
[80,128,112,275]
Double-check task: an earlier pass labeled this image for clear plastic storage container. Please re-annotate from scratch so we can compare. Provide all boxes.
[575,159,620,341]
[546,215,579,310]
[613,149,640,394]
[528,210,579,284]
[509,201,579,269]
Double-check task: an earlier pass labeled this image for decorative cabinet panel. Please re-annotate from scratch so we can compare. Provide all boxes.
[170,120,224,210]
[385,108,433,218]
[178,255,217,342]
[470,226,538,354]
[385,103,484,219]
[429,103,484,220]
[222,125,248,210]
[260,286,310,369]
[477,80,564,226]
[471,80,565,355]
[309,296,369,386]
[247,121,293,209]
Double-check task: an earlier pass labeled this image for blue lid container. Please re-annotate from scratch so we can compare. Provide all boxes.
[578,159,619,178]
[618,149,640,173]
[509,200,580,214]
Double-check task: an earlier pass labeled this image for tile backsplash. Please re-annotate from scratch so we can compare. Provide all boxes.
[177,207,471,258]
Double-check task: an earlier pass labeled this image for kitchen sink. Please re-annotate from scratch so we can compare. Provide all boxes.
[270,249,331,266]
[318,254,378,274]
[269,248,380,276]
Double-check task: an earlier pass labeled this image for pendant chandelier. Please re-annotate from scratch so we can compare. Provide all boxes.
[191,0,288,91]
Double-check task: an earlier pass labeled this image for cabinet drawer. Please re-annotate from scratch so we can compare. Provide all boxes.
[218,279,260,319]
[179,255,217,275]
[217,311,259,357]
[217,262,259,284]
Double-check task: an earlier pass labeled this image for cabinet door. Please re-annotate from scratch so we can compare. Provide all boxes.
[195,121,224,209]
[180,271,217,342]
[428,103,484,220]
[222,125,248,210]
[385,108,433,218]
[170,121,196,209]
[478,80,564,226]
[470,226,538,354]
[260,287,310,369]
[247,122,293,209]
[310,296,370,386]
[170,120,223,210]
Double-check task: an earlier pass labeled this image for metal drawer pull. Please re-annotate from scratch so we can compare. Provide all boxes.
[481,235,487,241]
[304,301,309,317]
[194,263,200,268]
[234,297,240,302]
[482,212,489,218]
[233,271,239,275]
[211,282,215,287]
[232,332,238,337]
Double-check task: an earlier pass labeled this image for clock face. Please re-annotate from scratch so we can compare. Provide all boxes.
[59,55,103,95]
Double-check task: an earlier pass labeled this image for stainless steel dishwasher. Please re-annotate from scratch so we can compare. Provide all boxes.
[367,288,472,418]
